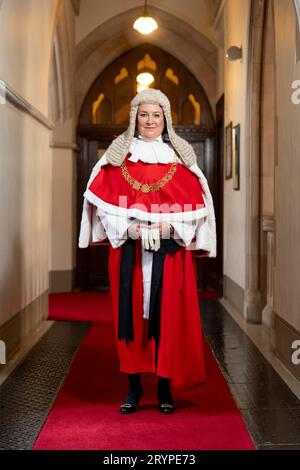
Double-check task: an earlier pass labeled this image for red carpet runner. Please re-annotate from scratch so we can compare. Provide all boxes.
[34,293,255,450]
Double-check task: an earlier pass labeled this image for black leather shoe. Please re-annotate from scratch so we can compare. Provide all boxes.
[158,402,175,414]
[157,377,174,414]
[119,389,143,414]
[120,401,140,414]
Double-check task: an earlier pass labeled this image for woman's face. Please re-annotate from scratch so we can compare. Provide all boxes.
[137,103,165,141]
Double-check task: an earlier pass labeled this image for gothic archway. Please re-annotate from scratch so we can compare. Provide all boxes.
[76,5,217,118]
[78,44,213,128]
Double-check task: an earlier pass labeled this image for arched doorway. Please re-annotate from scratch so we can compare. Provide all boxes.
[76,44,222,296]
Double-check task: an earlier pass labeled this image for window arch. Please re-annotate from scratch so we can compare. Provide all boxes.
[79,44,214,129]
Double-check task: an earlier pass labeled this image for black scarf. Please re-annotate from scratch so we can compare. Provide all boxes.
[118,238,181,343]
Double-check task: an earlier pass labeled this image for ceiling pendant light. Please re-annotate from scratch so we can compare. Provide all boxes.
[136,72,154,86]
[133,0,158,35]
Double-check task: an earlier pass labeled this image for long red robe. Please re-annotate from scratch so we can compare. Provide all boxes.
[108,240,206,391]
[88,154,207,391]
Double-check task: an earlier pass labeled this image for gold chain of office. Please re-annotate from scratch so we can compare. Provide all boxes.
[121,158,178,193]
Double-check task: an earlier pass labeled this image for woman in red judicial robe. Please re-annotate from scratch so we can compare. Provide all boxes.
[78,88,217,414]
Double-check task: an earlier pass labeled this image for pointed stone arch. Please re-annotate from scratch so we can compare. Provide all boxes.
[76,6,217,118]
[78,43,214,128]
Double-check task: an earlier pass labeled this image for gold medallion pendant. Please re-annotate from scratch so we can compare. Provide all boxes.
[141,184,150,193]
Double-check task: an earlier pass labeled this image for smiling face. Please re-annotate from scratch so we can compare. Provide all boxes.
[136,103,165,141]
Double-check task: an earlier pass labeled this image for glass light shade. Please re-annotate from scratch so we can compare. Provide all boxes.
[136,72,154,86]
[133,16,158,35]
[136,83,148,92]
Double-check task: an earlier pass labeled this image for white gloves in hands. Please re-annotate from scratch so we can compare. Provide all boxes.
[140,224,160,251]
[149,226,161,251]
[128,221,173,251]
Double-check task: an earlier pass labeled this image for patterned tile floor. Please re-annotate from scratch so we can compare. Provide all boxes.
[0,322,89,450]
[201,300,300,450]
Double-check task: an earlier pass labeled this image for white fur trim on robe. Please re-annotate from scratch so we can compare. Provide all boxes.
[78,152,216,256]
[78,155,108,248]
[96,209,133,249]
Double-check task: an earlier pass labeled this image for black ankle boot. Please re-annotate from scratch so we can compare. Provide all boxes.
[157,377,175,414]
[120,373,143,414]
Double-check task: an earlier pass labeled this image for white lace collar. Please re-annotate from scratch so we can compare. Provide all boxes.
[128,134,176,164]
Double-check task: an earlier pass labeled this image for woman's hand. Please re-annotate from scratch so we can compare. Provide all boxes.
[128,221,141,240]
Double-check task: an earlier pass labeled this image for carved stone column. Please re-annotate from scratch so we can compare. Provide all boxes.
[244,0,266,323]
[261,216,274,328]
